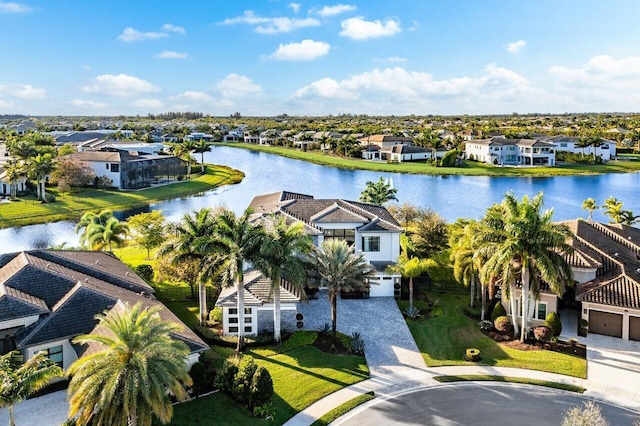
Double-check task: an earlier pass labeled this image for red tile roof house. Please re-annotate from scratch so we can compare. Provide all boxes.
[499,220,640,341]
[0,250,208,373]
[215,191,403,337]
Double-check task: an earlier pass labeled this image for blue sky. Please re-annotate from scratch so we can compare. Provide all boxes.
[1,0,640,116]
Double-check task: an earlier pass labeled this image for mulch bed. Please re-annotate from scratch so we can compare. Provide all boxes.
[483,330,587,358]
[313,333,349,355]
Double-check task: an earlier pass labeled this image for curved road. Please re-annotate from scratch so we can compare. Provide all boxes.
[337,383,640,426]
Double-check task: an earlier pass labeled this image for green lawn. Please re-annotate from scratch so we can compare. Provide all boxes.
[407,292,587,378]
[163,300,200,329]
[169,344,369,425]
[311,392,375,426]
[217,142,640,177]
[0,165,243,228]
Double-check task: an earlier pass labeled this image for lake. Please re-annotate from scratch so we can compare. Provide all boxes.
[1,146,639,253]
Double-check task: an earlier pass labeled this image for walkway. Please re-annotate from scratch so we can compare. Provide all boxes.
[0,388,69,426]
[297,291,427,377]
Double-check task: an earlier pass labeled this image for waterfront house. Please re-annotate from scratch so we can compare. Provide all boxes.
[543,136,617,161]
[464,138,556,166]
[0,250,208,370]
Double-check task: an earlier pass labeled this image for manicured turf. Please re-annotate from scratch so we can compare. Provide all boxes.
[0,165,243,228]
[218,143,640,177]
[163,300,200,329]
[407,292,587,378]
[434,375,586,393]
[168,344,369,425]
[311,392,375,426]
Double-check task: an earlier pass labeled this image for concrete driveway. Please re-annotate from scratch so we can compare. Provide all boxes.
[297,291,427,377]
[0,388,69,426]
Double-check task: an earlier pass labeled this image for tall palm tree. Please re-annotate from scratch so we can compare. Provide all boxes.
[157,208,217,324]
[193,139,212,167]
[173,141,196,179]
[603,196,625,224]
[67,303,192,426]
[3,159,23,199]
[387,255,433,309]
[0,351,64,426]
[582,198,599,222]
[29,153,55,202]
[200,208,264,352]
[75,209,115,242]
[450,219,483,312]
[308,239,375,346]
[359,177,398,205]
[478,192,574,341]
[258,216,313,342]
[85,216,129,251]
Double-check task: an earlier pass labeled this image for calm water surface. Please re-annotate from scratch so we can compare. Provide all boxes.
[1,146,639,253]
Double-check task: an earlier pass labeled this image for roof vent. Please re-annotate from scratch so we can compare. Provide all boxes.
[46,263,52,269]
[614,253,619,257]
[84,278,90,282]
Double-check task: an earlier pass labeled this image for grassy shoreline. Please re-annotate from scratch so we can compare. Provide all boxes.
[217,142,640,177]
[0,164,244,229]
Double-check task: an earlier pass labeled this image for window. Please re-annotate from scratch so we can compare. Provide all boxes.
[245,317,252,324]
[323,229,355,245]
[244,308,252,314]
[229,326,238,333]
[244,326,252,333]
[47,345,63,368]
[105,163,109,169]
[362,236,380,252]
[537,303,547,320]
[110,163,120,172]
[229,317,238,324]
[229,308,238,315]
[560,143,567,147]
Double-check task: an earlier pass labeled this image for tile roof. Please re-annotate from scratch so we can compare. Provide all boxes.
[216,270,301,307]
[1,250,207,354]
[0,286,49,321]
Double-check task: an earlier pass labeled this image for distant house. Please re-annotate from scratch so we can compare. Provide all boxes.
[185,132,213,142]
[215,270,302,336]
[383,144,431,162]
[544,136,616,161]
[0,167,27,197]
[464,138,556,166]
[358,135,413,149]
[0,250,208,369]
[78,140,164,155]
[66,148,187,189]
[162,133,180,143]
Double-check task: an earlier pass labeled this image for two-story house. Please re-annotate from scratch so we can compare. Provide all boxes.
[215,191,403,337]
[464,138,556,166]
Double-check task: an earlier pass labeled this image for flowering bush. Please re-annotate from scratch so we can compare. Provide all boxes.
[534,326,553,342]
[494,316,512,333]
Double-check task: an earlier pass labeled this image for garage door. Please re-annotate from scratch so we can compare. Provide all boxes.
[589,310,623,338]
[630,316,640,341]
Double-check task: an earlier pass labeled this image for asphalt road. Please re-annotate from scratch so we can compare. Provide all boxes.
[337,383,640,426]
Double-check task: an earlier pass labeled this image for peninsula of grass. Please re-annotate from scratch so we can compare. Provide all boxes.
[218,142,640,177]
[406,292,587,378]
[311,392,375,426]
[434,375,586,393]
[0,164,244,229]
[167,335,369,426]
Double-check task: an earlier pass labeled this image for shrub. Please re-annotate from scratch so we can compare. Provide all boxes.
[491,302,507,322]
[317,322,331,335]
[233,356,258,405]
[578,319,589,337]
[254,402,276,421]
[403,305,421,319]
[534,326,553,342]
[134,264,154,282]
[189,362,206,396]
[494,315,512,333]
[479,320,493,332]
[215,358,239,393]
[562,401,610,426]
[250,366,274,408]
[441,149,459,167]
[350,332,366,355]
[465,348,481,362]
[545,312,562,337]
[209,307,223,325]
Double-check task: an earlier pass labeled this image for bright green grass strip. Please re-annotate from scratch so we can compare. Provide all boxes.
[408,292,587,378]
[162,300,199,329]
[0,164,243,228]
[311,392,375,426]
[434,375,586,393]
[217,142,640,177]
[168,345,369,426]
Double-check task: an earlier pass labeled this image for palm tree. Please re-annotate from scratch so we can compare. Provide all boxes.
[173,141,196,179]
[157,208,217,324]
[75,209,115,241]
[450,219,483,312]
[603,196,624,224]
[359,177,398,205]
[3,159,23,199]
[587,136,605,161]
[193,139,212,167]
[199,208,264,351]
[582,198,599,222]
[29,153,55,202]
[85,216,129,251]
[0,351,64,426]
[258,216,313,342]
[478,192,574,341]
[387,255,433,309]
[67,303,192,426]
[308,239,375,346]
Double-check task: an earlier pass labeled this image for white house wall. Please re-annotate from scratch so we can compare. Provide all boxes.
[24,338,78,371]
[573,268,597,284]
[502,291,558,328]
[86,161,122,189]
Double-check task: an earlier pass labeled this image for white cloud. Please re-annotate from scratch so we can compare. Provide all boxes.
[0,1,32,13]
[170,91,216,103]
[317,4,356,17]
[221,10,320,34]
[82,64,92,70]
[373,56,407,63]
[71,99,108,109]
[289,3,301,13]
[81,74,161,97]
[339,17,401,40]
[162,23,186,34]
[0,84,46,99]
[117,27,169,42]
[214,74,262,98]
[129,98,164,109]
[270,40,331,61]
[294,77,355,100]
[169,91,236,110]
[0,99,15,109]
[504,40,526,54]
[156,50,188,59]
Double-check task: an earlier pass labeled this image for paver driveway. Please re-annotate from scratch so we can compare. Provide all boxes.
[297,291,426,377]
